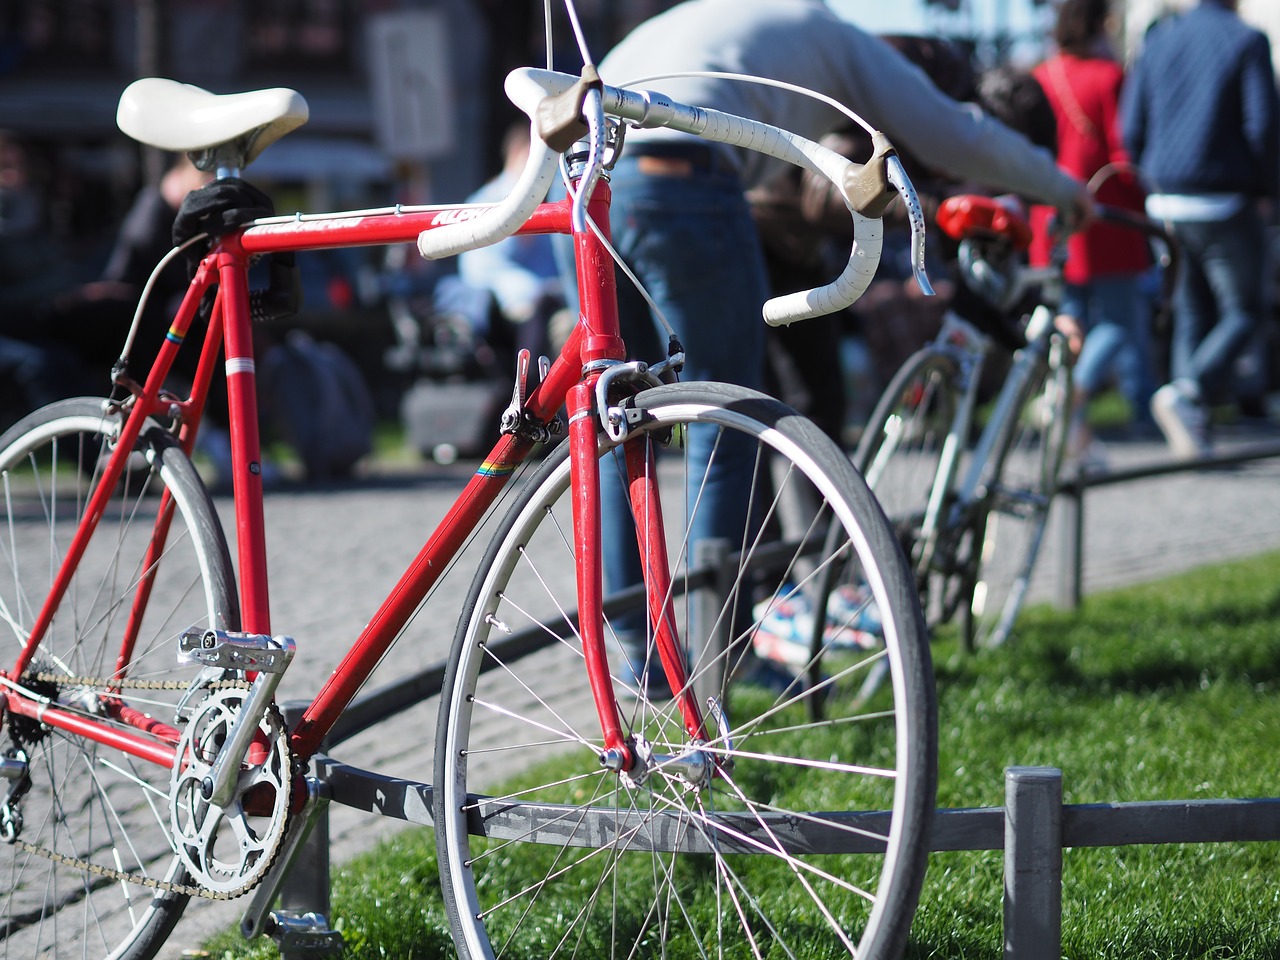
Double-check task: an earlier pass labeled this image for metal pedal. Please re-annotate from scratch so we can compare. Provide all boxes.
[179,628,295,673]
[267,910,345,959]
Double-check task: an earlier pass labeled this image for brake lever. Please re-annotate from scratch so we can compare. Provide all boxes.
[570,85,608,234]
[885,154,935,298]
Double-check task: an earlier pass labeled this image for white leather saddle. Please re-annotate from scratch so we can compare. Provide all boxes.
[116,78,309,166]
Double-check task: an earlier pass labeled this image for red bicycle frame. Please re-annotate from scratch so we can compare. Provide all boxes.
[4,177,703,778]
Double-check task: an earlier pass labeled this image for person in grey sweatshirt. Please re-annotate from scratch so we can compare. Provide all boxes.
[570,0,1091,692]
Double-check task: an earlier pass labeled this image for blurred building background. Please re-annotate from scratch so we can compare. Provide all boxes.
[0,0,683,281]
[1,0,1276,456]
[2,0,1275,283]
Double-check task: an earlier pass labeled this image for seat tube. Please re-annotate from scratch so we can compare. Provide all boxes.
[216,242,272,634]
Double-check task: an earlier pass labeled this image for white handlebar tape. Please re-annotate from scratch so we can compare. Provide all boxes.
[418,68,885,325]
[763,214,883,326]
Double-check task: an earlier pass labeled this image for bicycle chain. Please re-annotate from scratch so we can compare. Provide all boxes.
[25,672,251,691]
[7,671,279,901]
[6,836,241,900]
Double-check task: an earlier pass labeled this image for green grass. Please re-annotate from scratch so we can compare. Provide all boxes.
[204,552,1280,959]
[1080,387,1134,432]
[912,555,1280,959]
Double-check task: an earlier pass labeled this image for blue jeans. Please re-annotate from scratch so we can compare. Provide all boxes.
[555,155,768,668]
[1061,274,1155,422]
[1167,205,1268,403]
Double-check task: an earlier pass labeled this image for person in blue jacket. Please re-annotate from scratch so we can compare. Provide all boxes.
[1122,0,1280,458]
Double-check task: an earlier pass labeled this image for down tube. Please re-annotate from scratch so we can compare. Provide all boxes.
[288,431,537,758]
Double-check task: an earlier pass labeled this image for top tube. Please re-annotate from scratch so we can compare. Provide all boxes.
[235,196,575,256]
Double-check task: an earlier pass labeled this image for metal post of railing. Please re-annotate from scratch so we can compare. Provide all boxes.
[1004,766,1063,960]
[279,700,332,921]
[1053,440,1280,612]
[694,538,732,703]
[277,791,332,920]
[1054,479,1084,611]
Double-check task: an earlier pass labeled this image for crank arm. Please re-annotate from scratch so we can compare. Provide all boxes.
[180,630,295,809]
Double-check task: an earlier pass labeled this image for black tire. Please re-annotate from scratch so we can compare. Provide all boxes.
[961,341,1072,649]
[0,398,238,960]
[435,382,936,960]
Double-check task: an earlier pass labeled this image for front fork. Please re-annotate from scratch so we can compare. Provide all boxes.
[619,420,705,739]
[566,382,710,781]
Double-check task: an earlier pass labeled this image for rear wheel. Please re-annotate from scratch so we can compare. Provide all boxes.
[962,341,1072,648]
[0,398,237,960]
[436,382,936,960]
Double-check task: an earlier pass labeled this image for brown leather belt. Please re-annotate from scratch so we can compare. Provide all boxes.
[627,143,732,178]
[636,155,697,177]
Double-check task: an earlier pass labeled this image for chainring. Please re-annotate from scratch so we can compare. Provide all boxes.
[169,687,294,896]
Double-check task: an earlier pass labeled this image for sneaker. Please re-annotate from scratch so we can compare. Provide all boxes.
[1150,382,1209,460]
[824,583,884,637]
[751,588,880,669]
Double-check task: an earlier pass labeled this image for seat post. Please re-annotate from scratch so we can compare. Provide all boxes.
[190,143,248,181]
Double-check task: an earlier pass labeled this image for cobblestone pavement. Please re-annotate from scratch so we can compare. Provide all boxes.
[157,423,1280,957]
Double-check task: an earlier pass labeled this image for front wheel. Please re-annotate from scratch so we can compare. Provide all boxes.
[435,382,936,960]
[854,347,963,628]
[0,398,238,960]
[962,340,1072,649]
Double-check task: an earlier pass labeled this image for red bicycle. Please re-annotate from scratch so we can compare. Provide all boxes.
[0,51,935,960]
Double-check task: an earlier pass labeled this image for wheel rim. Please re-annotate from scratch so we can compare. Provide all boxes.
[438,388,933,960]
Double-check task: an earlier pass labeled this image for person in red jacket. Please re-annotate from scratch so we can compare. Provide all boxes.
[1032,0,1154,463]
